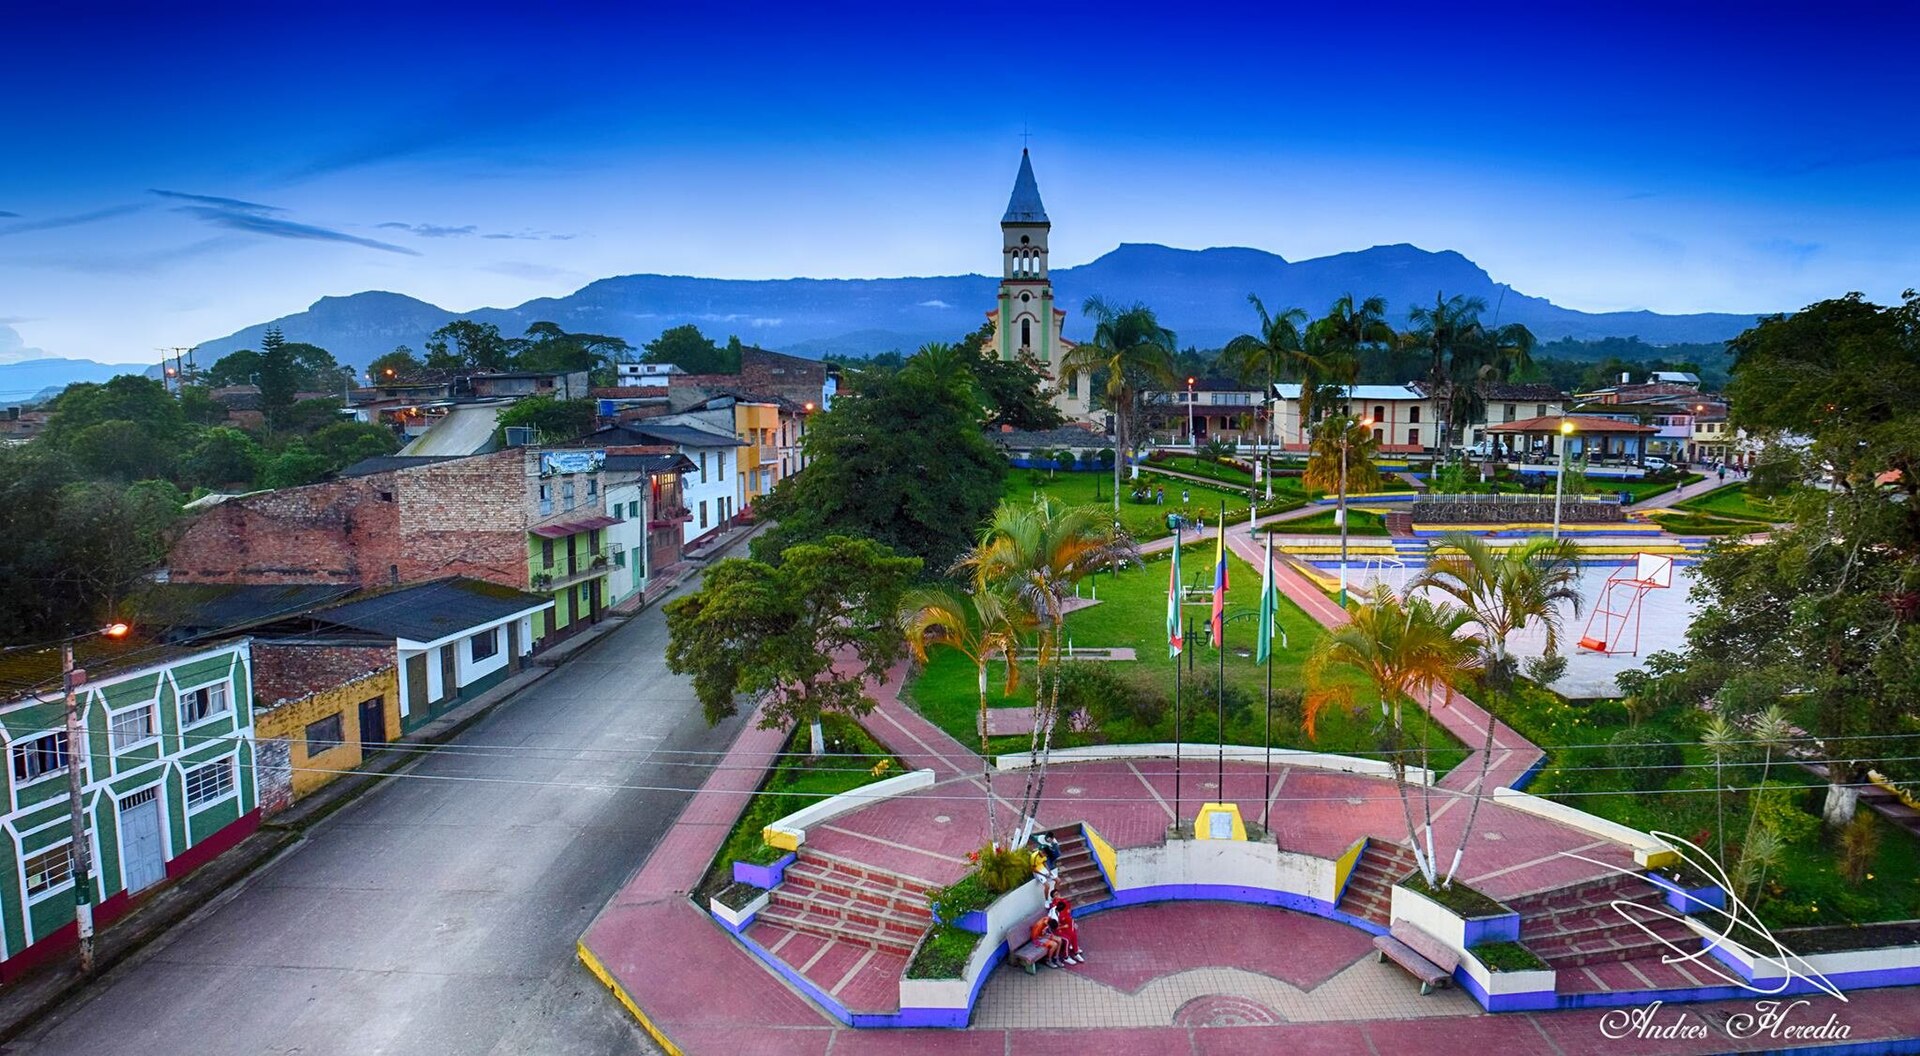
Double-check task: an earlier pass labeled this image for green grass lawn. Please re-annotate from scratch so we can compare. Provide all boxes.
[903,552,1468,771]
[1675,483,1791,523]
[1002,470,1302,540]
[1264,509,1391,535]
[1504,683,1920,928]
[1148,454,1314,496]
[696,715,903,901]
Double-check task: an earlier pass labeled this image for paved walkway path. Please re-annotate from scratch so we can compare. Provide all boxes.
[1631,472,1744,510]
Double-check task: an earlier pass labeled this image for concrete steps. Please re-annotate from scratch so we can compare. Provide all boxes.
[760,849,933,956]
[1336,841,1418,925]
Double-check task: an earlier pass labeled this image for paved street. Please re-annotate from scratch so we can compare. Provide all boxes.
[7,602,743,1056]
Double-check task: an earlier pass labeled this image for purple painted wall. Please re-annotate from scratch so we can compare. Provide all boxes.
[732,852,797,889]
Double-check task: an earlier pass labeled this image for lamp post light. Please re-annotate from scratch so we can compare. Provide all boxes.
[1338,416,1374,607]
[1185,377,1196,448]
[1553,419,1576,541]
[54,621,130,974]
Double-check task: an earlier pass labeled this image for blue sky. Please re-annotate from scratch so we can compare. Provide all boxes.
[3,1,1916,365]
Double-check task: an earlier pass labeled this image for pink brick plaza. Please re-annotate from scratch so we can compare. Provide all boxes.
[578,543,1920,1054]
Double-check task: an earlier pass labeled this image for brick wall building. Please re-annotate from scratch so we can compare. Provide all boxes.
[669,346,833,410]
[170,449,531,589]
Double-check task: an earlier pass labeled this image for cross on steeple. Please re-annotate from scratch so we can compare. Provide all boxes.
[1021,122,1031,149]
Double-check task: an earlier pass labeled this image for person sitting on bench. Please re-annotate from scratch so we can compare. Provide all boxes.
[1029,914,1069,969]
[1048,896,1084,964]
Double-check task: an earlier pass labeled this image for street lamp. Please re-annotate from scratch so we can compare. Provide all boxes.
[1186,377,1196,447]
[1338,416,1374,606]
[0,622,138,975]
[1553,419,1576,541]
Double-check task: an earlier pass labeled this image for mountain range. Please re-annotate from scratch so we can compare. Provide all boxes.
[12,243,1767,400]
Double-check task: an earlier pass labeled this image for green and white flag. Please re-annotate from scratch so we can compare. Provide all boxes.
[1256,530,1277,664]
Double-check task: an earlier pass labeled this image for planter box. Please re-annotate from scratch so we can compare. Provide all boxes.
[1644,871,1725,915]
[732,852,797,889]
[1457,948,1558,1011]
[709,888,770,930]
[897,880,1044,1019]
[763,768,937,850]
[1390,882,1521,949]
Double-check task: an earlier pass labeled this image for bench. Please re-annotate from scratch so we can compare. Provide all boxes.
[1004,919,1051,974]
[1373,921,1460,995]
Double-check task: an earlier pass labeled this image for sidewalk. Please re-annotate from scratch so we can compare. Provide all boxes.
[1631,471,1741,510]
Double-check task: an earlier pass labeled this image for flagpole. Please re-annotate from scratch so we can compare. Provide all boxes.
[1216,501,1225,797]
[1171,523,1182,831]
[1262,530,1274,833]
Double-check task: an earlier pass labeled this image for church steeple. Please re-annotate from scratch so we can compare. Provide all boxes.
[1001,149,1050,280]
[1002,148,1049,224]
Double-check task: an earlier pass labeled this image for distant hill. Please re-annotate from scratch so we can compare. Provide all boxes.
[0,358,153,406]
[191,243,1767,369]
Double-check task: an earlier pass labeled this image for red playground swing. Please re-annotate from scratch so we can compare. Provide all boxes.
[1577,553,1674,656]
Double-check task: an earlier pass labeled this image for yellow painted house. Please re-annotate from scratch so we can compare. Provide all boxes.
[251,664,400,807]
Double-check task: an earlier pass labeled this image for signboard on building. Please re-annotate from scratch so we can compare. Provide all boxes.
[540,450,605,477]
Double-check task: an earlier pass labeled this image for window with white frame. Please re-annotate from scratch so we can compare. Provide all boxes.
[110,703,158,751]
[10,732,69,783]
[23,843,73,898]
[470,627,499,662]
[184,758,237,809]
[179,682,231,727]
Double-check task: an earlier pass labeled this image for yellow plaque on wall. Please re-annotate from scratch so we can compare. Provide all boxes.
[1193,802,1246,841]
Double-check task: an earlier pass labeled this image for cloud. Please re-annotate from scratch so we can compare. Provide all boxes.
[0,204,144,237]
[482,230,575,241]
[916,299,952,308]
[282,74,579,180]
[25,237,243,275]
[0,324,47,364]
[148,189,281,213]
[168,204,418,256]
[1756,237,1821,264]
[377,221,480,238]
[0,210,17,218]
[749,318,783,328]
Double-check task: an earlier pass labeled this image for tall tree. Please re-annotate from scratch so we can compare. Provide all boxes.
[642,324,737,374]
[900,584,1026,841]
[955,498,1134,843]
[257,326,300,427]
[1306,294,1394,423]
[1302,413,1384,531]
[1222,294,1311,445]
[1060,297,1177,512]
[666,536,920,753]
[494,395,595,444]
[1306,587,1477,885]
[957,321,1063,431]
[40,375,187,450]
[205,348,264,388]
[425,320,519,372]
[367,346,426,381]
[1407,292,1487,452]
[1412,534,1584,886]
[518,321,633,379]
[752,367,1006,572]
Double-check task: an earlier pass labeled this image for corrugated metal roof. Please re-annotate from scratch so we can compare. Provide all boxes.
[306,578,551,643]
[1273,383,1428,401]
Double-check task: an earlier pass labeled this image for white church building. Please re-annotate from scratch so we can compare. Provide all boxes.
[980,150,1093,422]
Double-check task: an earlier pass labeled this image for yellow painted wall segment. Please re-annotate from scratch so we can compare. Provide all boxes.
[762,826,801,852]
[1194,802,1247,841]
[253,667,400,801]
[578,941,686,1056]
[1082,821,1119,887]
[1332,835,1367,896]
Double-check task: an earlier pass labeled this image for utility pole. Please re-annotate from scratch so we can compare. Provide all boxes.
[61,642,96,974]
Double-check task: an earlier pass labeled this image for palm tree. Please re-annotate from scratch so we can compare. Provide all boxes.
[1222,295,1311,469]
[902,341,977,400]
[1061,298,1177,512]
[1302,415,1384,534]
[1306,586,1477,885]
[900,584,1027,843]
[956,498,1136,843]
[1305,294,1394,424]
[1412,533,1584,886]
[1700,714,1740,867]
[1736,705,1795,901]
[1407,293,1488,454]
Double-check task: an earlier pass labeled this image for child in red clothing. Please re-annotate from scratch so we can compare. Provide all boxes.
[1028,915,1068,968]
[1048,897,1084,964]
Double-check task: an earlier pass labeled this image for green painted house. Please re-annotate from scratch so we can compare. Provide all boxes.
[0,639,258,980]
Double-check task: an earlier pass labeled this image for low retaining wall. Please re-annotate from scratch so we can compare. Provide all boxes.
[733,852,797,889]
[896,879,1045,1023]
[763,768,937,850]
[993,743,1433,785]
[1491,786,1677,867]
[1412,498,1624,524]
[1389,882,1555,1011]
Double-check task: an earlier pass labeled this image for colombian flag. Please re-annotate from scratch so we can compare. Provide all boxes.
[1166,526,1183,658]
[1210,512,1227,647]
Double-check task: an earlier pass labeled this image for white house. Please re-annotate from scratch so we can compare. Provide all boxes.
[1460,382,1568,453]
[584,422,741,545]
[614,363,685,387]
[1272,383,1439,454]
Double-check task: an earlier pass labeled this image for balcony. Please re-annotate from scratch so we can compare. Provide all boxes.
[531,554,610,592]
[648,506,693,529]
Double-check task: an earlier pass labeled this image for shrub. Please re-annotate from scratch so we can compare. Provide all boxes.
[1471,940,1549,972]
[1751,782,1820,847]
[907,924,982,979]
[971,843,1034,894]
[926,871,994,922]
[1608,727,1684,788]
[1839,814,1880,884]
[1056,661,1160,726]
[1525,654,1569,687]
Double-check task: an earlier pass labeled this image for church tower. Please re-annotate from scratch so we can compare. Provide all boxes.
[985,149,1089,419]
